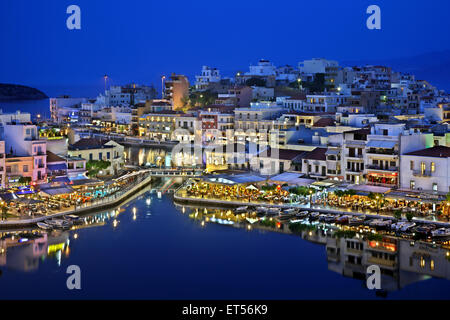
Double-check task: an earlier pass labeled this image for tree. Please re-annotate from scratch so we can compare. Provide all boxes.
[405,212,414,222]
[393,210,402,220]
[245,77,266,87]
[86,160,111,177]
[1,206,8,221]
[18,176,32,185]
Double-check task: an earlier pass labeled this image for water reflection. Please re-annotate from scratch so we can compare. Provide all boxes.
[182,205,450,295]
[123,146,200,168]
[0,209,121,272]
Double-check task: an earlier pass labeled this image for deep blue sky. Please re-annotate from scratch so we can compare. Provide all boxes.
[1,0,450,97]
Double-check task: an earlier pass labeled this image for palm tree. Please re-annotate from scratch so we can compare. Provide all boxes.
[1,206,8,221]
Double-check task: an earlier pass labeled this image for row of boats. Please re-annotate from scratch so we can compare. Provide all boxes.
[36,215,83,230]
[235,206,450,241]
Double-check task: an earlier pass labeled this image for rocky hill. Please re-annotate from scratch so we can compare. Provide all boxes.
[0,83,48,101]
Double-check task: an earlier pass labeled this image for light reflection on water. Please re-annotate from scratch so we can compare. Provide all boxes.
[0,189,449,299]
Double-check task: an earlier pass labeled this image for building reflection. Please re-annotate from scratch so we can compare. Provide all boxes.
[183,205,450,294]
[0,209,119,272]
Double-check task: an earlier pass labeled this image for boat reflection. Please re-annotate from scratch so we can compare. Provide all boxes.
[0,208,123,272]
[181,205,450,295]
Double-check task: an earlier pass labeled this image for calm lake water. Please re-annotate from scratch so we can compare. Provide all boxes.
[0,183,449,300]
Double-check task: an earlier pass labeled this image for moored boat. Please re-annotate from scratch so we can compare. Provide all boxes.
[349,215,365,226]
[431,228,450,239]
[235,206,248,214]
[309,212,320,220]
[37,222,53,230]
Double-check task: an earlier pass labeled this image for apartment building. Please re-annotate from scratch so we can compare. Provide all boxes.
[68,138,124,176]
[164,74,189,110]
[195,66,221,91]
[4,123,47,185]
[400,146,450,194]
[365,123,405,187]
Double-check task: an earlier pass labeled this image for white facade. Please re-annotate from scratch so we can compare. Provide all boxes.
[195,66,221,90]
[246,59,276,76]
[298,58,338,74]
[400,152,450,194]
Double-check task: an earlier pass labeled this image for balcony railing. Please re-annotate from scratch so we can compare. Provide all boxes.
[366,165,397,172]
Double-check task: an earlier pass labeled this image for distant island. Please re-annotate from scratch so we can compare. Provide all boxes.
[0,83,48,101]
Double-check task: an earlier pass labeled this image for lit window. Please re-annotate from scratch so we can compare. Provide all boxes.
[431,162,435,173]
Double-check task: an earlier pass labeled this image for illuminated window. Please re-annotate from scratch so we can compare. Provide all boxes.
[431,162,435,173]
[420,256,425,268]
[430,260,435,271]
[420,162,425,175]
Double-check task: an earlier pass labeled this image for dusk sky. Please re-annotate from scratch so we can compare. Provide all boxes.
[1,0,450,96]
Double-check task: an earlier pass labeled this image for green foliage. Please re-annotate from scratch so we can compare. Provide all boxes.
[245,77,266,87]
[335,230,357,239]
[259,218,277,228]
[405,212,414,222]
[261,184,278,192]
[334,189,356,197]
[87,160,111,177]
[18,176,32,185]
[367,233,383,241]
[393,210,402,220]
[1,206,8,220]
[289,222,316,234]
[183,90,217,109]
[290,186,316,196]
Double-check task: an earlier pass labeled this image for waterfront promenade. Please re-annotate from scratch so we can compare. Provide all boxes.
[0,173,153,228]
[173,192,450,228]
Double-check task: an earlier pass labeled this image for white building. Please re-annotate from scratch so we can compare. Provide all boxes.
[0,110,31,125]
[298,58,338,74]
[246,59,276,76]
[195,66,221,90]
[50,97,87,123]
[365,123,405,187]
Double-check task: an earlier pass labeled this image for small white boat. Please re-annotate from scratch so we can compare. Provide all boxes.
[46,219,72,229]
[65,214,80,220]
[309,212,320,220]
[391,221,406,231]
[283,208,297,215]
[400,222,416,232]
[431,228,450,239]
[235,206,248,213]
[245,217,259,224]
[37,222,52,230]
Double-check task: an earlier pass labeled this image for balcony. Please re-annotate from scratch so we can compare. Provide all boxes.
[346,154,364,160]
[366,148,397,156]
[366,165,397,172]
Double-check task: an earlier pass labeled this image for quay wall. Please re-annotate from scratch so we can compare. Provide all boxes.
[173,193,450,228]
[0,175,153,229]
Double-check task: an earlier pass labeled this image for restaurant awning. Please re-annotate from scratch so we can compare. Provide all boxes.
[348,184,391,194]
[52,176,71,183]
[366,140,396,149]
[0,192,19,202]
[40,186,75,196]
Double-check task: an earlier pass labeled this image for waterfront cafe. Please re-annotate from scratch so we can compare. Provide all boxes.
[185,173,293,204]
